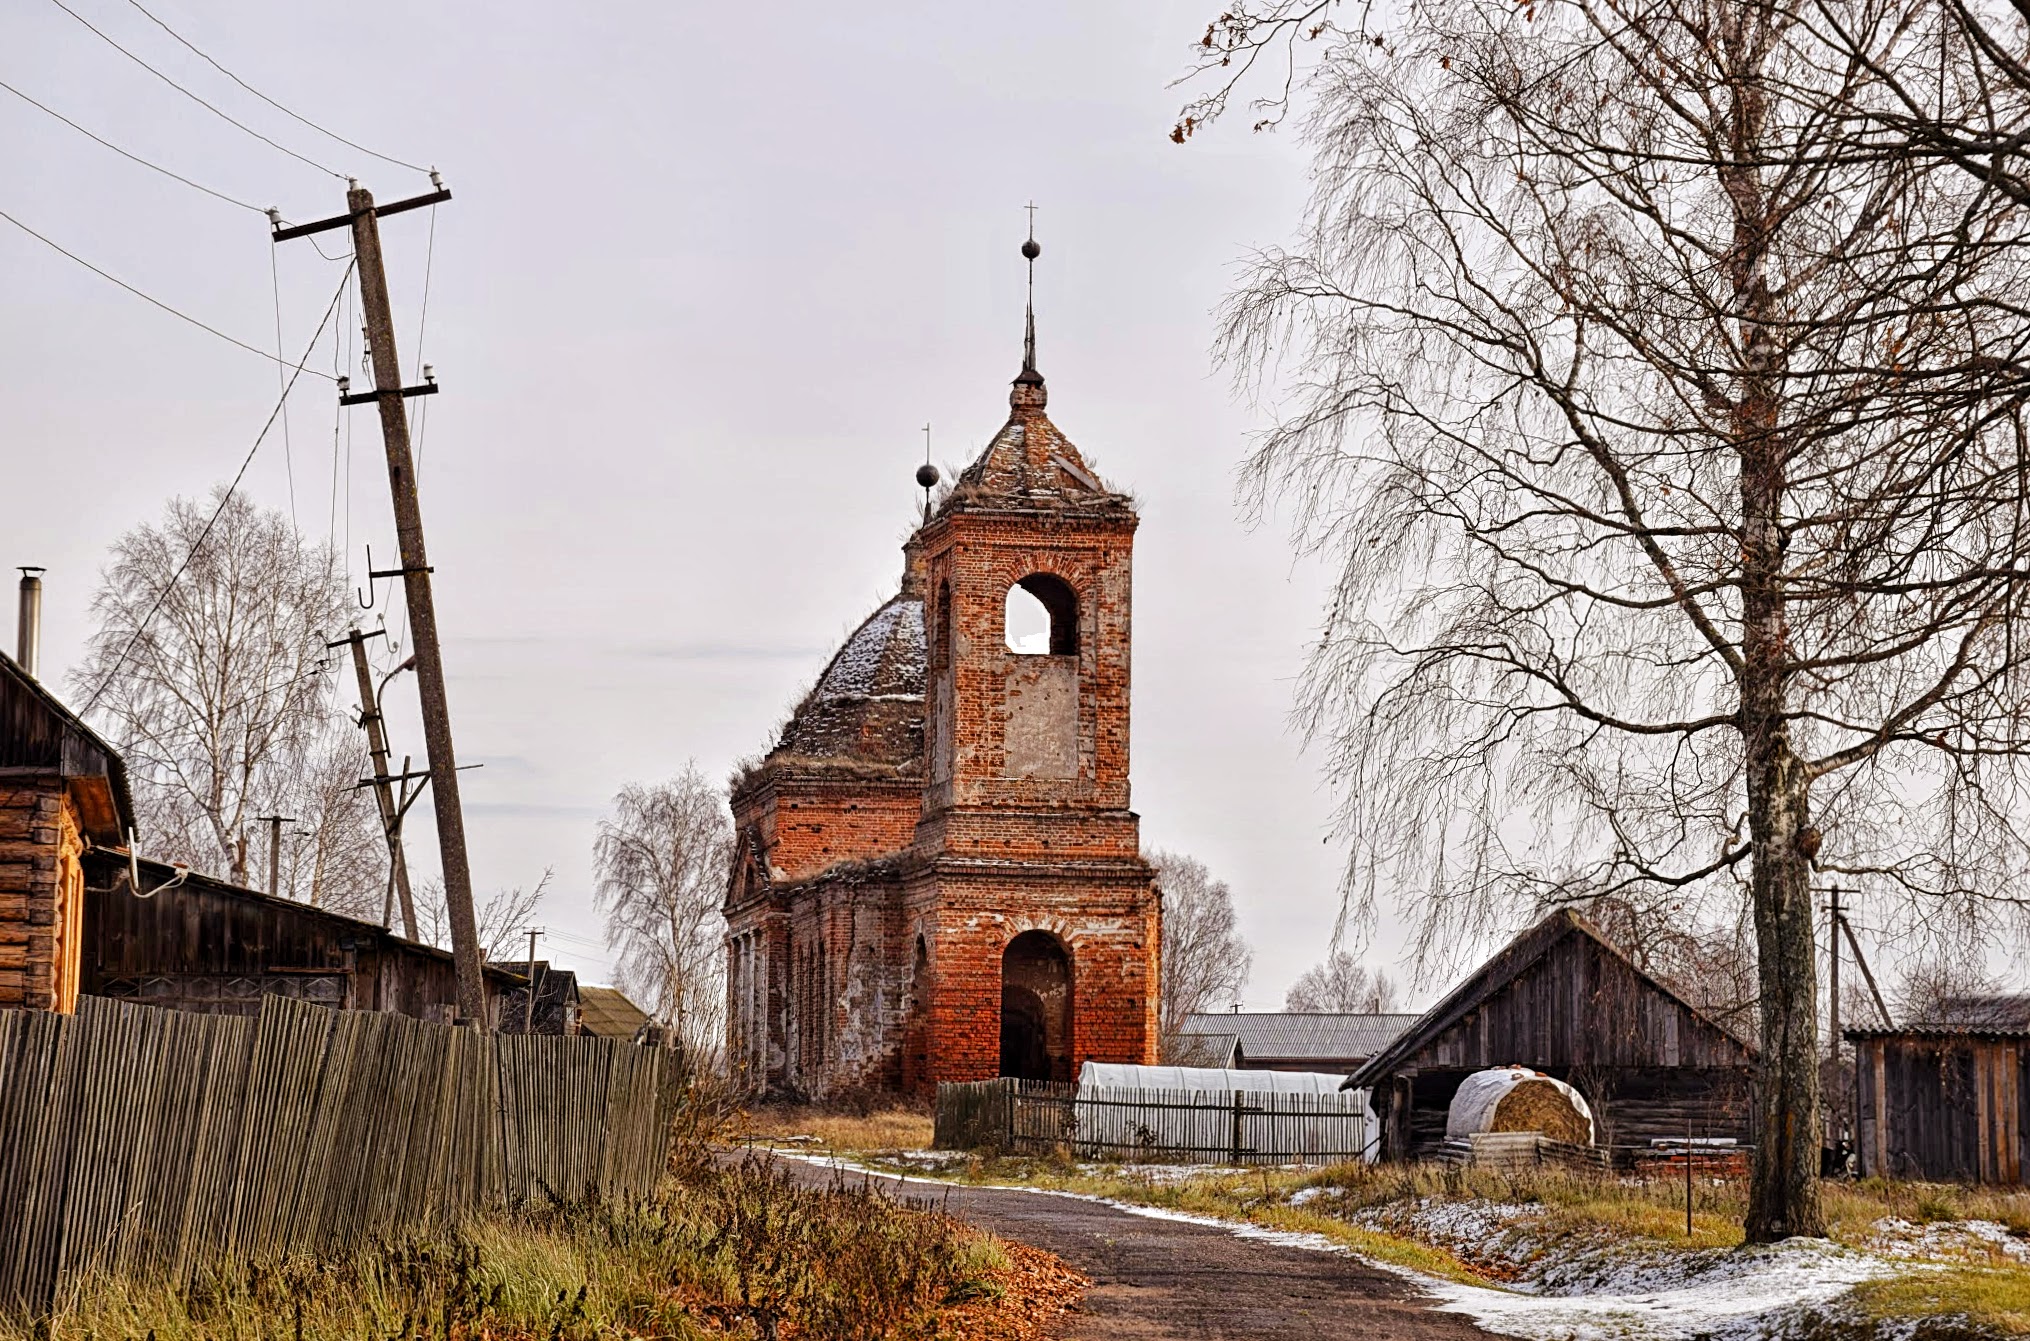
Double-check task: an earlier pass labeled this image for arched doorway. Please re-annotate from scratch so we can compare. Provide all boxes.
[1000,931,1072,1081]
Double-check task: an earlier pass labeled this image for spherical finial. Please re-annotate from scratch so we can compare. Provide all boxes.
[1021,237,1041,261]
[916,462,941,490]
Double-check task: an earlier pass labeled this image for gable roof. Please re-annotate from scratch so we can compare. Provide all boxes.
[0,649,134,841]
[1344,908,1756,1090]
[578,985,653,1039]
[1182,1012,1421,1063]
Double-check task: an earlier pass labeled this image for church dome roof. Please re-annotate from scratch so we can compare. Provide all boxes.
[774,593,926,767]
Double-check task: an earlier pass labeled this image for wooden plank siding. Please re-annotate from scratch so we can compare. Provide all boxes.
[1853,1032,2029,1185]
[80,852,519,1024]
[0,996,682,1314]
[1348,910,1758,1162]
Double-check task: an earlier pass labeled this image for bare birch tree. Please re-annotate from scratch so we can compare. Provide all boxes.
[1285,952,1402,1012]
[417,869,549,961]
[594,764,732,1059]
[1189,0,2030,1239]
[1151,849,1255,1058]
[73,489,382,909]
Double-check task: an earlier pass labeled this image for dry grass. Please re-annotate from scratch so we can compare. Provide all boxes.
[1852,1266,2030,1336]
[4,1151,1031,1341]
[739,1102,935,1154]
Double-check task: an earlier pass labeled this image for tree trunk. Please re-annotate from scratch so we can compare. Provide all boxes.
[1726,6,1827,1241]
[1738,370,1827,1242]
[1742,727,1826,1240]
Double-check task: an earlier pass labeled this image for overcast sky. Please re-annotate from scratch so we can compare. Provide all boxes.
[1,0,1447,1004]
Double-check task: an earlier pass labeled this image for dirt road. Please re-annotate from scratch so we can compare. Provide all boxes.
[780,1160,1499,1341]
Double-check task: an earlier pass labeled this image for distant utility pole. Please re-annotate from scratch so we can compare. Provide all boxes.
[524,927,541,1035]
[327,626,418,939]
[275,176,488,1027]
[255,814,294,898]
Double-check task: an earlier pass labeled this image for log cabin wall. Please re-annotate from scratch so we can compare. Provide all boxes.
[1853,1032,2027,1185]
[1352,910,1758,1161]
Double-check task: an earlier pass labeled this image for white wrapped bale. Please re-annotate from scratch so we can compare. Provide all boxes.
[1445,1066,1595,1144]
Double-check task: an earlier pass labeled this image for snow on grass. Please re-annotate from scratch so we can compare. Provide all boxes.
[1419,1237,1904,1341]
[1867,1216,2030,1265]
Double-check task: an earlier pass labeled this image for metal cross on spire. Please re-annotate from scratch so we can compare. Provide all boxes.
[1019,202,1042,382]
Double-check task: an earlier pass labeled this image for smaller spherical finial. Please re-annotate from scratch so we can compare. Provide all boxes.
[916,462,941,490]
[1021,237,1041,261]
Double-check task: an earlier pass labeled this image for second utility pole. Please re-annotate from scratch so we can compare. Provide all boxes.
[329,625,418,940]
[275,177,486,1026]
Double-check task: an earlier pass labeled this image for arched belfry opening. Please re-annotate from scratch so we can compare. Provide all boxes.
[1004,574,1077,655]
[1000,930,1073,1081]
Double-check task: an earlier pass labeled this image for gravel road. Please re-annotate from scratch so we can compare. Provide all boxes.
[777,1159,1501,1341]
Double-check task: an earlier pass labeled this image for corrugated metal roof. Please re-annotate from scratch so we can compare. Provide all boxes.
[1180,1012,1421,1061]
[1169,1031,1238,1067]
[1917,995,2030,1030]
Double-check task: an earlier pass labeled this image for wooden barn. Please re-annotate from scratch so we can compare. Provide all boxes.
[1345,909,1758,1161]
[80,849,522,1023]
[1849,1011,2029,1185]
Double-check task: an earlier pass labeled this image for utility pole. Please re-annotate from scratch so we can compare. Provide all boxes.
[255,815,294,897]
[1837,913,1893,1028]
[1825,884,1846,1144]
[275,177,487,1026]
[524,927,540,1035]
[328,626,417,939]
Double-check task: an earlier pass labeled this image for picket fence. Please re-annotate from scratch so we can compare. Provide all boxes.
[934,1078,1371,1164]
[0,995,681,1314]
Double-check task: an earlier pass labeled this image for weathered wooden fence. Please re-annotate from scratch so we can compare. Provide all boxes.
[935,1078,1371,1165]
[0,995,682,1314]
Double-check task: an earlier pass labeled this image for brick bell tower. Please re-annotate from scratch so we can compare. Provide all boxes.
[906,223,1161,1088]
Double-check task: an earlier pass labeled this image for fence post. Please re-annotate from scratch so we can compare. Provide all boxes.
[1231,1089,1244,1164]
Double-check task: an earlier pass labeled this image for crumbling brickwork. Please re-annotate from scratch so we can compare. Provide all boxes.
[724,354,1161,1099]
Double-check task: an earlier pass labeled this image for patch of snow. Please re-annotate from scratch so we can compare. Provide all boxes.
[815,598,924,698]
[1289,1186,1330,1207]
[1419,1238,1902,1341]
[1868,1215,2030,1264]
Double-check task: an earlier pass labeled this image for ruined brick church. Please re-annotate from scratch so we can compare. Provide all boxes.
[723,238,1161,1097]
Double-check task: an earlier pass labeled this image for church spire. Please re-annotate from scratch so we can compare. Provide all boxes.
[1013,204,1046,409]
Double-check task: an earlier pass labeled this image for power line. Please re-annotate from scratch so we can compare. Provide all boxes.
[45,0,346,180]
[0,205,338,378]
[120,0,430,176]
[0,75,267,213]
[82,263,356,716]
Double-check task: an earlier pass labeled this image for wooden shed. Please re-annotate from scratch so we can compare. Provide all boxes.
[1849,1024,2028,1185]
[81,850,519,1023]
[1345,909,1758,1161]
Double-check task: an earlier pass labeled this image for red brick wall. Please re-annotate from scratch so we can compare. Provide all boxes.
[918,512,1140,822]
[732,775,923,883]
[913,865,1158,1086]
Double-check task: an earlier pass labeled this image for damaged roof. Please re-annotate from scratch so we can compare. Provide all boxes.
[772,593,926,769]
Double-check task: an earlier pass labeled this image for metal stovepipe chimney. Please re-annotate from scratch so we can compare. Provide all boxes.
[16,567,43,677]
